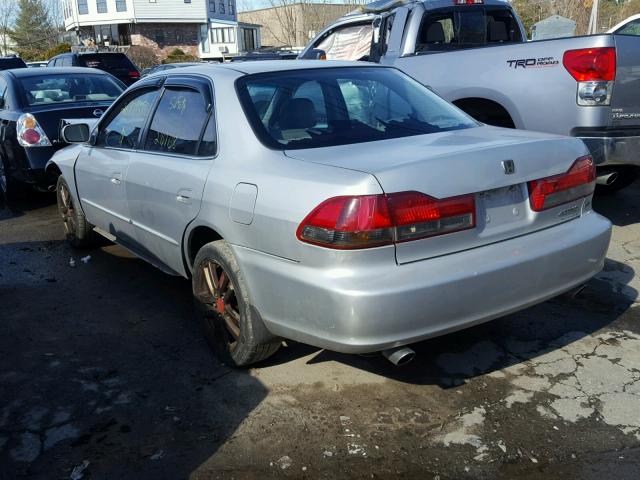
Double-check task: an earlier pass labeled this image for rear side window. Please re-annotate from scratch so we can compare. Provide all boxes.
[98,89,159,149]
[416,6,522,52]
[144,88,211,156]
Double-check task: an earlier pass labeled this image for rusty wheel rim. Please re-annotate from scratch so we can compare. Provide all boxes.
[58,183,76,236]
[199,260,241,349]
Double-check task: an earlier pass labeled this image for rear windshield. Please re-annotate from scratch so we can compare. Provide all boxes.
[0,57,27,70]
[236,67,477,150]
[78,54,135,70]
[416,6,523,52]
[20,74,124,106]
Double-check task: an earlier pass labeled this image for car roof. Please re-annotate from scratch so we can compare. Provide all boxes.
[5,67,110,78]
[175,60,382,76]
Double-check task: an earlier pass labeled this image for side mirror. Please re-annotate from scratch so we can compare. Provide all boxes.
[301,48,327,60]
[61,123,91,143]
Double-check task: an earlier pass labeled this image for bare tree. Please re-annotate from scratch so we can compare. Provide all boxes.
[0,0,16,55]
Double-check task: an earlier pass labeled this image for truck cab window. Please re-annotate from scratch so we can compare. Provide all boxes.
[416,6,522,52]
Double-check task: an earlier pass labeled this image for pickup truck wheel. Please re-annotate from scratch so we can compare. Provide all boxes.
[193,240,281,367]
[56,176,94,247]
[596,167,639,195]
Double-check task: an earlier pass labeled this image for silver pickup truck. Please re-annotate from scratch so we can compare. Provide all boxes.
[300,0,640,193]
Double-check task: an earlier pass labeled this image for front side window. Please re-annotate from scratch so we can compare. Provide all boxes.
[20,74,123,106]
[144,89,211,156]
[116,0,127,12]
[416,6,523,52]
[315,24,373,61]
[617,19,640,35]
[96,0,107,13]
[77,0,88,15]
[97,89,159,149]
[237,67,477,150]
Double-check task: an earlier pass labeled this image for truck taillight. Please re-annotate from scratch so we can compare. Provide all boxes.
[297,192,476,249]
[563,48,615,106]
[528,155,595,212]
[17,113,51,147]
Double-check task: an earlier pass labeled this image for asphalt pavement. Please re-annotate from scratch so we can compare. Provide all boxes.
[1,184,640,479]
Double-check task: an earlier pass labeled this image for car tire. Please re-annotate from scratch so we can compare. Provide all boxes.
[0,156,23,205]
[596,167,639,195]
[56,176,94,248]
[193,240,281,367]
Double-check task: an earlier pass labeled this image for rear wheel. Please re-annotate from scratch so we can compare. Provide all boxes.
[56,176,94,247]
[193,240,281,367]
[596,166,639,195]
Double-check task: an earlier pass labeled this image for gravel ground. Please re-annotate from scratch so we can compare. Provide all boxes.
[1,184,640,479]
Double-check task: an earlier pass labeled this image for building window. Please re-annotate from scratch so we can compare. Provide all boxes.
[96,0,107,13]
[220,2,225,14]
[116,0,127,11]
[211,27,235,44]
[209,0,215,12]
[155,30,164,44]
[228,1,234,14]
[77,0,88,14]
[176,30,184,43]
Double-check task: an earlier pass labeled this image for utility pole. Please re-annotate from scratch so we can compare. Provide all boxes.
[587,0,599,34]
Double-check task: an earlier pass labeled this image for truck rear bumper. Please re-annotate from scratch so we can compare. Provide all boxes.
[574,131,640,167]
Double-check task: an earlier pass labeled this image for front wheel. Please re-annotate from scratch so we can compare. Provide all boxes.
[56,176,94,247]
[193,240,281,367]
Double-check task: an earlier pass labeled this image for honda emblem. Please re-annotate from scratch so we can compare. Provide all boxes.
[502,160,515,174]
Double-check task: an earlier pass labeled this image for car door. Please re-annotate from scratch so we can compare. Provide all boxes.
[75,86,161,243]
[125,76,216,275]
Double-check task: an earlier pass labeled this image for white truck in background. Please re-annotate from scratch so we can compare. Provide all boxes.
[300,0,640,193]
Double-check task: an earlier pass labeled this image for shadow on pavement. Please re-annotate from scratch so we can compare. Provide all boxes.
[0,239,268,480]
[593,181,640,227]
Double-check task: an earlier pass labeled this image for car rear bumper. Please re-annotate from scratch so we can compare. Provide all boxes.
[575,131,640,167]
[233,212,611,354]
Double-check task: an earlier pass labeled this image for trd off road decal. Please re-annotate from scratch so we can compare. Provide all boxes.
[507,57,559,69]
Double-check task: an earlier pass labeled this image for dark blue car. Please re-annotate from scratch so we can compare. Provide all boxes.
[0,67,125,201]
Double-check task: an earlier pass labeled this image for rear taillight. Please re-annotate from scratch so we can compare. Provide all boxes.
[453,0,483,4]
[17,113,51,147]
[563,48,615,106]
[528,155,595,212]
[128,70,140,79]
[563,48,616,81]
[297,191,476,249]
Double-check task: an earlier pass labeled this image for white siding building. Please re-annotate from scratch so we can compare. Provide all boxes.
[62,0,260,60]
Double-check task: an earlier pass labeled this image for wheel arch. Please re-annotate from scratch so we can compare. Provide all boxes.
[452,97,517,129]
[184,224,224,273]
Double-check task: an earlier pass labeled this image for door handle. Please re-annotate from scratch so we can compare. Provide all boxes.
[110,172,122,185]
[176,188,193,205]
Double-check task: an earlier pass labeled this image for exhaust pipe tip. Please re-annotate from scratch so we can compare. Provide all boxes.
[382,346,416,366]
[596,172,618,186]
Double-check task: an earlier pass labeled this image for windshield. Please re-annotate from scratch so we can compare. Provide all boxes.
[20,74,124,106]
[236,67,477,150]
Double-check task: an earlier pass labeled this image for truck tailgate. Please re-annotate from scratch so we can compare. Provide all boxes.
[610,35,640,128]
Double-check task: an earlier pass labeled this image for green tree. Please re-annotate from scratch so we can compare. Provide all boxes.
[10,0,58,60]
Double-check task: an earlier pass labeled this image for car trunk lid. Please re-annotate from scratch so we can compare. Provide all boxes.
[28,103,110,143]
[286,126,591,263]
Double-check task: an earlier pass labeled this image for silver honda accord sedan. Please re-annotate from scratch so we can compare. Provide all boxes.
[47,61,612,366]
